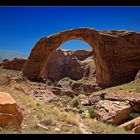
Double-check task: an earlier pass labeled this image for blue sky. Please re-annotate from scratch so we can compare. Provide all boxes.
[0,6,140,57]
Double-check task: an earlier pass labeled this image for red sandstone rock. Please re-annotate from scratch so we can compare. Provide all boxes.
[119,116,140,133]
[94,100,133,125]
[22,28,140,87]
[89,91,140,111]
[72,49,93,60]
[81,58,96,81]
[45,49,92,81]
[104,92,140,103]
[71,82,101,95]
[3,58,26,71]
[50,87,77,97]
[46,48,95,81]
[30,87,56,102]
[0,92,23,130]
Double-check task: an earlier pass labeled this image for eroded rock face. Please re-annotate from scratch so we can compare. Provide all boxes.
[45,49,94,81]
[2,58,26,71]
[94,100,133,125]
[22,28,140,87]
[89,91,140,104]
[0,92,23,130]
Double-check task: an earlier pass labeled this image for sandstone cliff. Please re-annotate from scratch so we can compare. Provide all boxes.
[45,49,95,81]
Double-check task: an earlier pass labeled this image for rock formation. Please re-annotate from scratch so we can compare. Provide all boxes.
[71,82,101,95]
[88,91,140,126]
[50,87,77,98]
[0,92,23,130]
[119,116,140,133]
[45,48,94,81]
[30,87,56,102]
[22,28,140,87]
[2,58,26,71]
[94,100,133,125]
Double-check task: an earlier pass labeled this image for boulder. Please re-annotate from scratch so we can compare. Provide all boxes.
[94,100,133,125]
[71,82,101,95]
[104,92,140,112]
[0,92,23,130]
[3,58,26,71]
[88,92,106,104]
[50,87,77,97]
[119,116,140,133]
[104,91,140,103]
[89,91,140,105]
[30,87,56,102]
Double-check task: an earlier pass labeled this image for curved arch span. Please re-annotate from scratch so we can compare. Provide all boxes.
[22,28,140,87]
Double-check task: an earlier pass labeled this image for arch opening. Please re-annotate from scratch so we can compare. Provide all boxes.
[44,40,96,83]
[60,40,92,50]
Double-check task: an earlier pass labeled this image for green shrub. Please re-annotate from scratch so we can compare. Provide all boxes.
[15,76,28,82]
[46,79,53,86]
[128,113,140,119]
[57,77,75,88]
[88,106,96,118]
[53,81,58,87]
[79,107,84,113]
[135,87,140,92]
[72,97,80,107]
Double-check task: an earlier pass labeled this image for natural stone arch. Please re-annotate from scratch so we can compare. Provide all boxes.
[22,28,140,87]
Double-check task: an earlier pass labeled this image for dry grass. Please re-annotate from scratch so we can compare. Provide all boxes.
[83,118,134,134]
[103,79,140,93]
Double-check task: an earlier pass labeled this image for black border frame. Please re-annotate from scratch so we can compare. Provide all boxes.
[0,0,140,139]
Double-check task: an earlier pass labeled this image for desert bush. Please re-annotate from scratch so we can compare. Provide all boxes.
[128,113,140,119]
[88,106,96,118]
[46,79,53,86]
[53,81,58,87]
[57,77,75,88]
[135,87,140,92]
[72,97,81,107]
[46,79,59,87]
[79,107,84,113]
[59,112,79,126]
[15,76,28,83]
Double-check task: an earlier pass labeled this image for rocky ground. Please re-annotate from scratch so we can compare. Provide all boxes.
[1,67,140,134]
